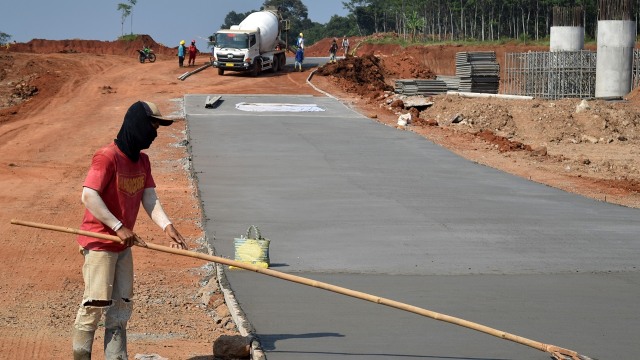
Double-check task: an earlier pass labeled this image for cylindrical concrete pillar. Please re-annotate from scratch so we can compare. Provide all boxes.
[550,27,584,51]
[595,20,636,98]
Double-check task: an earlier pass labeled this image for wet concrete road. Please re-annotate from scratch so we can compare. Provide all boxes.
[185,94,640,360]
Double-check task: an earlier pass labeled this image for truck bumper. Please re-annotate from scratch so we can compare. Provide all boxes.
[212,60,252,71]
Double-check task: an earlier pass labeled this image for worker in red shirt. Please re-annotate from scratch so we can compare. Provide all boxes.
[71,100,187,360]
[188,40,198,66]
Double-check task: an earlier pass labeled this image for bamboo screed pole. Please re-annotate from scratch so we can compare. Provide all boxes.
[10,219,593,360]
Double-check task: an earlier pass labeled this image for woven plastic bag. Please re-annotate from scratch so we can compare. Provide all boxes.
[232,225,270,269]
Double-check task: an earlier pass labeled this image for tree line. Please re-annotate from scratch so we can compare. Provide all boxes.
[221,0,640,46]
[3,0,637,47]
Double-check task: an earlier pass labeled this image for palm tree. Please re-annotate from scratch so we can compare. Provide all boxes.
[117,3,132,37]
[128,0,138,35]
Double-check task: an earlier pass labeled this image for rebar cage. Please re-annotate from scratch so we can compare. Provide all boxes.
[504,51,597,99]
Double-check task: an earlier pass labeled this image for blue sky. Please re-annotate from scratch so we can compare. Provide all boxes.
[0,0,348,46]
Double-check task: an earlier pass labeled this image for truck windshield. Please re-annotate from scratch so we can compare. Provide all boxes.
[215,33,248,49]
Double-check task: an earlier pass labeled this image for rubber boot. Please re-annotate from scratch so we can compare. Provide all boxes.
[104,326,128,360]
[72,328,95,360]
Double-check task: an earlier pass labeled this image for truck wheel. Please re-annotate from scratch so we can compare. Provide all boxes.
[252,60,261,77]
[271,58,279,73]
[279,54,286,70]
[218,68,224,76]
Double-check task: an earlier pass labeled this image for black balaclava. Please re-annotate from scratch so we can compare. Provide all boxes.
[115,101,158,162]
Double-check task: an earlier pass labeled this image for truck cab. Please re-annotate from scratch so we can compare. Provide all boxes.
[211,30,261,75]
[210,8,287,77]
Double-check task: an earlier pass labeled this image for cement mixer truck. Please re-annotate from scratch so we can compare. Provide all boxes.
[210,7,288,76]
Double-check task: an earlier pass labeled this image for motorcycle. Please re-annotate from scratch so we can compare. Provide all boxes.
[137,49,156,63]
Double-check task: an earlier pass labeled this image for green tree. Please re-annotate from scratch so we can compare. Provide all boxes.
[263,0,309,21]
[220,0,632,45]
[0,32,11,45]
[324,14,357,38]
[117,3,132,36]
[128,0,138,35]
[222,10,255,29]
[262,0,312,45]
[406,10,425,41]
[342,0,369,35]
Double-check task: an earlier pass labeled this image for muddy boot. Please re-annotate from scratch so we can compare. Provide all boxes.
[104,326,127,360]
[72,328,95,360]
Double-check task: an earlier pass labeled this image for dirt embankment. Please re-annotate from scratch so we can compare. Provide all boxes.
[7,34,178,57]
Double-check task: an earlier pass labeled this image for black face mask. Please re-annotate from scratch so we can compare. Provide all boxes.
[114,101,158,162]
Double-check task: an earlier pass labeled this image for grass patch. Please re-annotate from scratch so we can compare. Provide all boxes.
[117,34,139,42]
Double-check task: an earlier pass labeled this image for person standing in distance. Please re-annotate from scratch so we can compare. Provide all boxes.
[177,40,186,67]
[71,100,188,360]
[342,36,350,57]
[296,32,304,50]
[188,40,198,66]
[294,46,304,72]
[329,38,339,63]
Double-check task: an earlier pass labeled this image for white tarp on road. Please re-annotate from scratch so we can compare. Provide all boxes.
[235,102,325,112]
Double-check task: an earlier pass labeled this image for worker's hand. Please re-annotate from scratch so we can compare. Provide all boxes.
[164,224,187,249]
[115,226,142,248]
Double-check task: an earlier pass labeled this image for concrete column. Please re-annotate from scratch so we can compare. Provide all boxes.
[550,26,584,51]
[595,20,636,98]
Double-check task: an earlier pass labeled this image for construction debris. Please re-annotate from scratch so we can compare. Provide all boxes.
[134,354,168,360]
[315,53,393,95]
[178,63,213,81]
[205,95,222,108]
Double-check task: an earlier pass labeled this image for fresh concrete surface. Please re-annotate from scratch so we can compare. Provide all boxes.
[185,94,640,360]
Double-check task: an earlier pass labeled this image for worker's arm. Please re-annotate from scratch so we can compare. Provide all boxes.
[81,187,140,247]
[142,188,187,249]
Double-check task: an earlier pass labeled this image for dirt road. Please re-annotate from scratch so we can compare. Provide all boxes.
[0,51,320,359]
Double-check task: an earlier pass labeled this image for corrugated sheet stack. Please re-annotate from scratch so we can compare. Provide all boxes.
[394,79,448,95]
[455,51,500,93]
[435,75,461,91]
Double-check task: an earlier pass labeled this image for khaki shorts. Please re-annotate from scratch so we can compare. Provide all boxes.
[80,248,133,303]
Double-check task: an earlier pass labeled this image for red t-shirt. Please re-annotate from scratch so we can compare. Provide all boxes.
[77,142,155,252]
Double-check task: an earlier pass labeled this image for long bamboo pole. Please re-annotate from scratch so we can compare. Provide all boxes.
[11,219,592,360]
